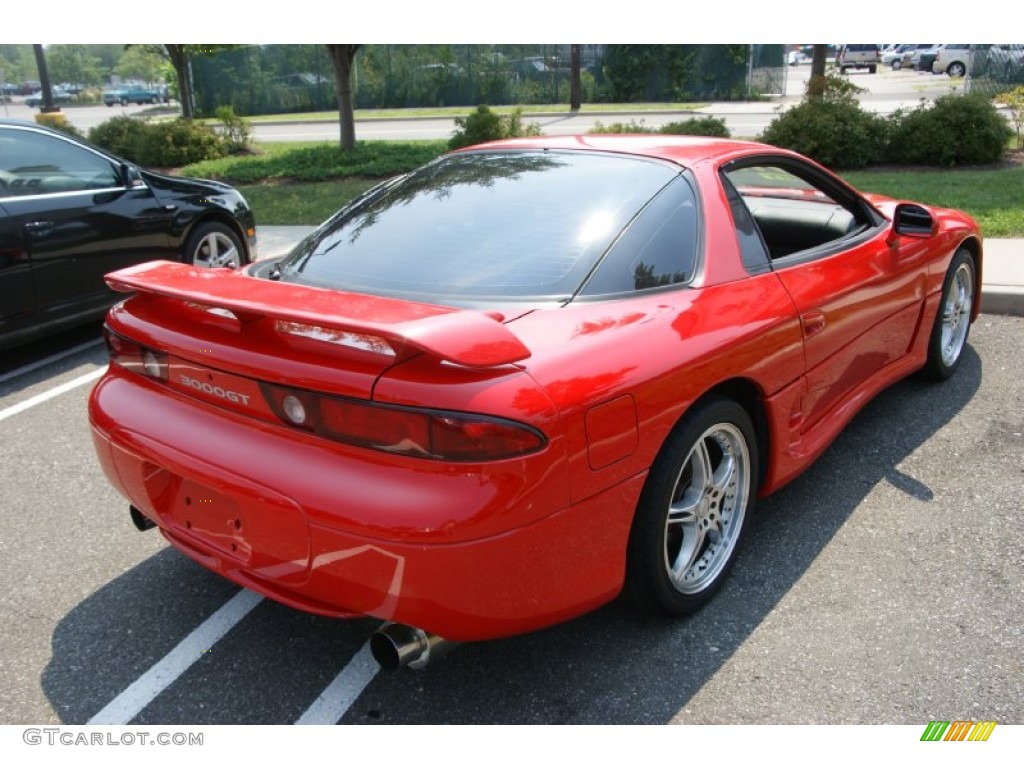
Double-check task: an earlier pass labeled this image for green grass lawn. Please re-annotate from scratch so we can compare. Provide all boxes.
[843,165,1024,237]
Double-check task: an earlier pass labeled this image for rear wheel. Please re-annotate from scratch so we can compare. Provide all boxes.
[922,248,975,381]
[947,62,966,77]
[625,397,757,615]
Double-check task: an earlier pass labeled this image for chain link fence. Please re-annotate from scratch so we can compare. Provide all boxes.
[189,44,785,117]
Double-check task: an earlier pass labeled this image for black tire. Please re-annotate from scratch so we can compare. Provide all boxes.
[948,62,966,78]
[892,60,903,70]
[869,64,877,74]
[625,397,757,615]
[921,248,975,381]
[183,221,247,269]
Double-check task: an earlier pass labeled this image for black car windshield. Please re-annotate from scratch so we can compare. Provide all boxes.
[278,150,681,302]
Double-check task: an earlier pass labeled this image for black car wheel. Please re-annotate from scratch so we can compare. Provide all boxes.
[922,248,975,381]
[625,397,757,615]
[184,222,246,269]
[947,62,966,78]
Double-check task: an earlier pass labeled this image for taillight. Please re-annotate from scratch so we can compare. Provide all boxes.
[104,327,168,382]
[261,383,545,461]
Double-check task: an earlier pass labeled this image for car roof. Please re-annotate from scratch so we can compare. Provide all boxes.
[456,134,782,168]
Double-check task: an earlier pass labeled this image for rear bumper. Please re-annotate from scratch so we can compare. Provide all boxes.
[89,369,642,641]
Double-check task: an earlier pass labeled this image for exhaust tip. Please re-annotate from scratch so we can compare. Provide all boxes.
[370,623,456,671]
[369,630,405,672]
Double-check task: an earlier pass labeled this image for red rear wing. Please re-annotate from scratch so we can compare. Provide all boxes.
[106,261,531,368]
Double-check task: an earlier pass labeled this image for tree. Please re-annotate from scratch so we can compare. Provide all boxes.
[807,44,830,99]
[569,44,581,111]
[160,45,234,118]
[116,46,165,84]
[325,45,360,151]
[46,44,104,86]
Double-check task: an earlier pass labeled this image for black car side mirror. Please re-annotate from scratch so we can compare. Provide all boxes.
[121,164,146,189]
[892,203,935,238]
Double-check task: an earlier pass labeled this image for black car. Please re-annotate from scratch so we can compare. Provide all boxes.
[0,119,256,350]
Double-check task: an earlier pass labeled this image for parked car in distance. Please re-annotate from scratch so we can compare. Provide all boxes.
[894,44,934,70]
[883,44,915,68]
[0,119,257,351]
[932,44,972,77]
[103,85,165,106]
[836,44,880,73]
[89,134,982,670]
[911,46,940,73]
[24,88,73,107]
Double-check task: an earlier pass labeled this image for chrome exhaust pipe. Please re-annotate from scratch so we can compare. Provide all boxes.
[129,505,157,531]
[370,623,456,671]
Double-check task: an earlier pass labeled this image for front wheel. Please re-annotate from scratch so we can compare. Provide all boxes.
[947,62,966,77]
[625,397,757,615]
[921,248,975,381]
[183,222,246,269]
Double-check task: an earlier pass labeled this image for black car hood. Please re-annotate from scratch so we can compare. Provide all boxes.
[140,169,236,197]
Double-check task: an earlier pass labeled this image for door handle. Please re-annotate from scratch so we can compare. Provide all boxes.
[22,220,54,238]
[801,310,826,337]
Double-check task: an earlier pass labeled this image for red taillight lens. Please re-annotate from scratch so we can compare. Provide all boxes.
[104,327,168,382]
[261,384,545,461]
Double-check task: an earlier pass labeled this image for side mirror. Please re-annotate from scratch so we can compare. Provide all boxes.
[121,164,146,189]
[892,203,935,238]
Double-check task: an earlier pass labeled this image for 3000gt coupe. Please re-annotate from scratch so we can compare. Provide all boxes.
[89,136,980,670]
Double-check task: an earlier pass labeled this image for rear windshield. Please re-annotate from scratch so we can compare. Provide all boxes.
[277,150,681,303]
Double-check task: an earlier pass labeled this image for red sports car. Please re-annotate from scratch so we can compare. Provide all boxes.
[89,136,980,670]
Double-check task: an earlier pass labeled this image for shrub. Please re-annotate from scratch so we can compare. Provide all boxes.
[34,112,84,139]
[759,71,891,169]
[659,116,730,137]
[133,119,226,167]
[87,115,151,159]
[591,116,730,138]
[448,106,540,150]
[760,98,889,169]
[214,106,252,154]
[589,119,657,134]
[886,94,1012,166]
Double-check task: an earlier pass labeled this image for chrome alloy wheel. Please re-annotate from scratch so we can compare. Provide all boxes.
[664,422,751,595]
[192,230,241,269]
[940,260,974,369]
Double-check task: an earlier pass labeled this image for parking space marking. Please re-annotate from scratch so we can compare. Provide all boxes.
[295,640,379,725]
[0,367,105,423]
[87,590,263,725]
[0,339,103,384]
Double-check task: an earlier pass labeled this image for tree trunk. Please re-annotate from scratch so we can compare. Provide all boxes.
[808,44,829,99]
[326,45,360,151]
[165,45,193,119]
[569,44,581,111]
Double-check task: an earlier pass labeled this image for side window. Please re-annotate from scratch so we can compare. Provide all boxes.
[0,128,120,198]
[581,175,698,296]
[723,163,869,261]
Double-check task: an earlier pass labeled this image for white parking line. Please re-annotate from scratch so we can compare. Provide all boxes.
[0,339,103,384]
[0,367,105,423]
[87,590,264,725]
[294,641,380,725]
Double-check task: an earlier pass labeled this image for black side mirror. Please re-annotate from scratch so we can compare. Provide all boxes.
[121,164,146,189]
[892,203,935,238]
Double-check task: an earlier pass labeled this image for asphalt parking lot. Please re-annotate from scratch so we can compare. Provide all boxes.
[1,313,1021,725]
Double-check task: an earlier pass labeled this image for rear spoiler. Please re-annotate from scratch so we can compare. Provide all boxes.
[106,261,531,367]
